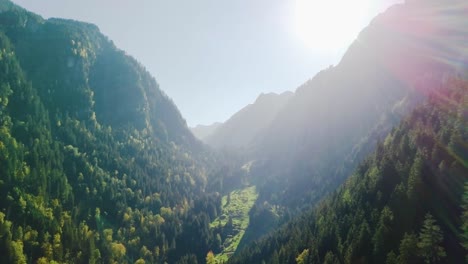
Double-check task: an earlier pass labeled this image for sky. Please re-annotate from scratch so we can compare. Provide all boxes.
[12,0,402,126]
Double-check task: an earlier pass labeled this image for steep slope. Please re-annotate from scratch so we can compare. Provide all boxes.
[230,76,468,264]
[201,1,468,259]
[0,1,222,263]
[246,0,468,209]
[206,91,293,150]
[3,11,197,147]
[190,122,221,142]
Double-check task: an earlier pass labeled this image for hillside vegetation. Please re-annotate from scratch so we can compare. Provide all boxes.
[209,186,258,262]
[0,1,225,263]
[0,0,467,263]
[229,76,468,263]
[201,2,468,253]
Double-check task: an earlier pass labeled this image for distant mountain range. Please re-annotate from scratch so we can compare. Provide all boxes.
[190,122,221,142]
[194,91,293,149]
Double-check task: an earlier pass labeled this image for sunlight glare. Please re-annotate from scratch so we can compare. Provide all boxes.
[294,0,371,52]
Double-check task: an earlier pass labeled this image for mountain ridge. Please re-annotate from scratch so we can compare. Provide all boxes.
[190,122,222,141]
[0,0,466,263]
[204,90,293,149]
[229,75,468,264]
[242,0,466,209]
[0,2,223,263]
[202,2,468,256]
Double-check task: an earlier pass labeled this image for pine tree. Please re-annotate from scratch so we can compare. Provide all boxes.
[461,182,468,262]
[417,213,446,264]
[295,249,309,264]
[397,233,418,264]
[323,251,339,264]
[407,152,423,200]
[385,251,397,264]
[270,250,280,264]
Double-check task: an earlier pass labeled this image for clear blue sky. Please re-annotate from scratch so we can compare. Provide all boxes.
[12,0,401,126]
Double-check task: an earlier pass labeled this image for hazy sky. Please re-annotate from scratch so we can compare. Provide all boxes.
[12,0,401,126]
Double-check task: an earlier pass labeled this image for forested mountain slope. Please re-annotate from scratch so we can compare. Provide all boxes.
[0,1,224,263]
[229,76,468,264]
[245,0,468,210]
[201,1,468,258]
[0,0,467,263]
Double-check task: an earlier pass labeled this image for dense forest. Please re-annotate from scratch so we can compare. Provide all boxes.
[0,1,233,263]
[203,0,468,252]
[0,0,467,263]
[229,77,468,263]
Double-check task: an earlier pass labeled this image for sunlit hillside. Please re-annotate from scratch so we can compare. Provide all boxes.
[0,0,466,263]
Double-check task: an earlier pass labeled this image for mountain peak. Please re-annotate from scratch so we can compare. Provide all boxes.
[190,122,222,141]
[254,91,293,105]
[0,0,26,13]
[205,90,294,149]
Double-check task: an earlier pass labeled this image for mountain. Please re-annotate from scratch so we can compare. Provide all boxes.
[205,91,293,150]
[190,122,221,142]
[200,0,468,258]
[0,1,225,263]
[229,75,468,264]
[240,0,468,210]
[1,0,467,263]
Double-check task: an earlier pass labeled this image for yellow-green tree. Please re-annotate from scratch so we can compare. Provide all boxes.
[206,251,215,264]
[295,249,309,264]
[9,240,27,264]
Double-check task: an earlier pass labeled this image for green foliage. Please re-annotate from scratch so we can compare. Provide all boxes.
[385,251,397,264]
[295,249,309,264]
[229,77,468,263]
[206,251,215,264]
[397,233,418,264]
[373,206,394,258]
[9,240,27,264]
[461,182,468,262]
[407,152,423,200]
[0,1,467,264]
[110,242,126,260]
[323,251,339,264]
[134,258,145,264]
[417,213,446,263]
[0,3,224,263]
[209,186,258,262]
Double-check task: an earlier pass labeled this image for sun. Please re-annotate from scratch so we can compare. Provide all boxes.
[294,0,371,52]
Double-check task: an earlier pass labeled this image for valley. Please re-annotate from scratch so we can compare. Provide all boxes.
[209,186,258,262]
[0,0,467,263]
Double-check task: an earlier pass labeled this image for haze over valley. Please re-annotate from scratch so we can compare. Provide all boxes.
[0,0,467,264]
